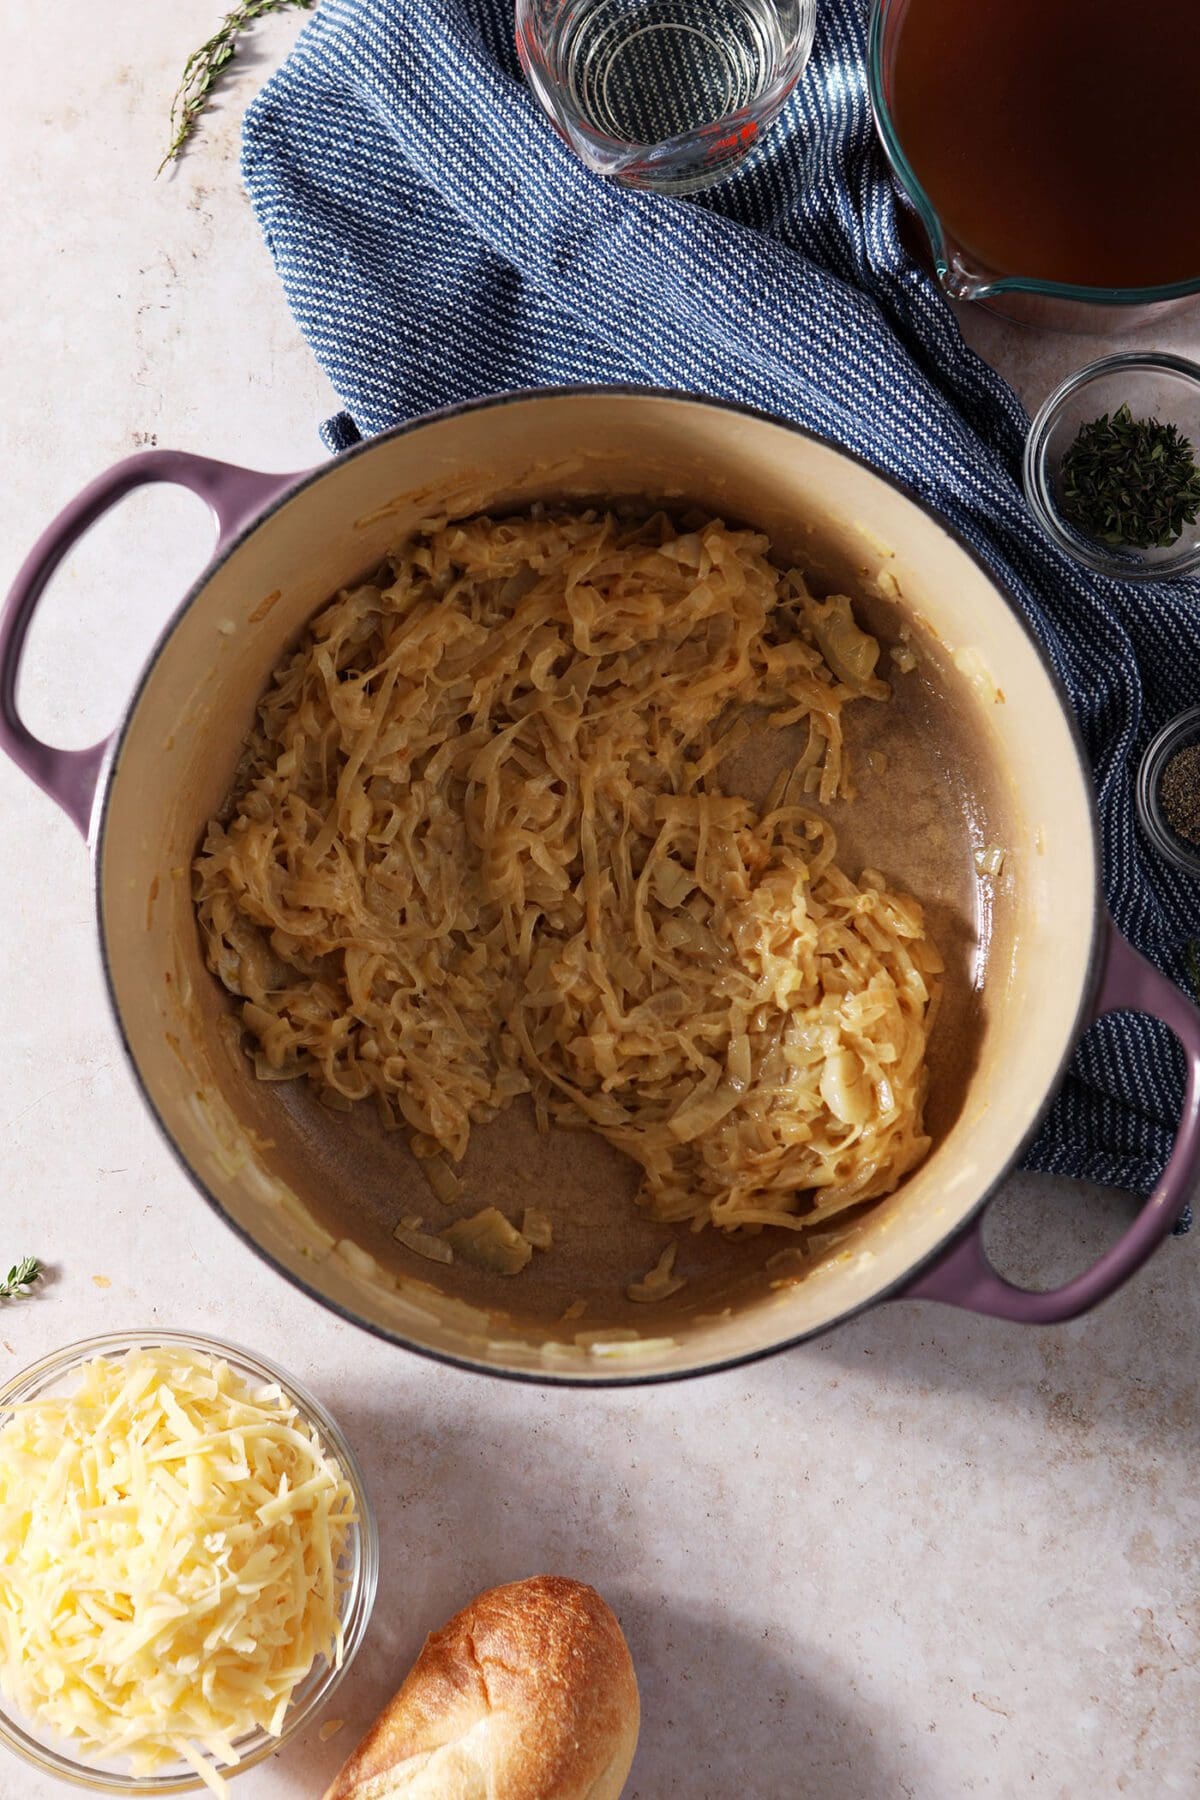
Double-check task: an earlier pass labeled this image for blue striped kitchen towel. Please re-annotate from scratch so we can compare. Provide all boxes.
[242,0,1198,1223]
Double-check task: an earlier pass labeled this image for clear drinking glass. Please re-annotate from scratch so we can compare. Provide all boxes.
[516,0,817,194]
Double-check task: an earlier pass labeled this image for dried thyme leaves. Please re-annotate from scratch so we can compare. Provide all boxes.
[1060,403,1200,550]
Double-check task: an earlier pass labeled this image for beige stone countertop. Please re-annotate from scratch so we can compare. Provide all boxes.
[0,4,1197,1796]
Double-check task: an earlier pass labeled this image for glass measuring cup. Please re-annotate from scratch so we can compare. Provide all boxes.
[516,0,817,194]
[868,0,1200,329]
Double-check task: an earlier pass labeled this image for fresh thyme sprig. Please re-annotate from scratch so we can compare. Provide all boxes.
[1060,403,1200,550]
[0,1257,42,1301]
[158,0,316,175]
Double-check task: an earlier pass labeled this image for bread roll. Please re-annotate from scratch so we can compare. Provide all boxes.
[323,1575,639,1800]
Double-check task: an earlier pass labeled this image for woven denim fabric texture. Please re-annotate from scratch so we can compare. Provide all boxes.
[242,0,1198,1226]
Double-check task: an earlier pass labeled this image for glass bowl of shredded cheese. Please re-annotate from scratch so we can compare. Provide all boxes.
[0,1331,378,1795]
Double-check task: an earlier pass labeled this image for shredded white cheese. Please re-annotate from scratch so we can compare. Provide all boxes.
[0,1347,356,1796]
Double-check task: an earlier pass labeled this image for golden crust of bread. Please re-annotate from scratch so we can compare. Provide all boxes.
[322,1575,639,1800]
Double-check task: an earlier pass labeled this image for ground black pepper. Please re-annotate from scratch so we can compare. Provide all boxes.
[1159,742,1200,846]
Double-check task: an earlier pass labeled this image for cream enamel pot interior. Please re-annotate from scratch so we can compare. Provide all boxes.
[3,390,1198,1384]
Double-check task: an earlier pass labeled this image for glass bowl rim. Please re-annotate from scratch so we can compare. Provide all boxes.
[1136,705,1200,878]
[867,0,1200,305]
[1021,352,1200,582]
[515,0,817,173]
[0,1328,379,1795]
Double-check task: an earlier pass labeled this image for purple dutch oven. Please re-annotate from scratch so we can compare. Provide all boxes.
[2,391,1197,1381]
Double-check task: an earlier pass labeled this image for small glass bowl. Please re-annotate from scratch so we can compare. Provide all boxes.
[1136,706,1200,878]
[0,1330,378,1794]
[1023,353,1200,581]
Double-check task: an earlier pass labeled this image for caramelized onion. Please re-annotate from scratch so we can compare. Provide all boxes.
[195,511,942,1241]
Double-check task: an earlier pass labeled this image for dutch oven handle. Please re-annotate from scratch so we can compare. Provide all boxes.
[0,451,303,838]
[899,917,1200,1322]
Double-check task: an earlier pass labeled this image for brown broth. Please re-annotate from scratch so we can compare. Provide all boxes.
[888,0,1200,289]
